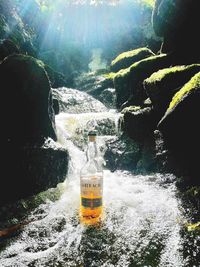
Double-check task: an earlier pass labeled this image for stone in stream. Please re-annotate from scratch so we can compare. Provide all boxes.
[0,54,69,204]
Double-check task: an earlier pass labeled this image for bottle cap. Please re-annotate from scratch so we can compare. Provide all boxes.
[88,130,97,136]
[88,130,97,142]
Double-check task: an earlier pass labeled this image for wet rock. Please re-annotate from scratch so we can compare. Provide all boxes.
[104,134,158,174]
[74,71,114,100]
[98,88,116,109]
[52,87,108,114]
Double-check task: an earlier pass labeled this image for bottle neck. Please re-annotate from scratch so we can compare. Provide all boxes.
[86,137,98,162]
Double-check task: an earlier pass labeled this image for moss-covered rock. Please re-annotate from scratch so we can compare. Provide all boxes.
[113,53,172,109]
[144,64,200,118]
[158,72,200,182]
[111,47,155,72]
[0,54,57,146]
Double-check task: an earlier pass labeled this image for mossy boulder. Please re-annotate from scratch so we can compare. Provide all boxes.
[144,64,200,118]
[113,53,172,109]
[0,54,57,146]
[110,47,155,72]
[158,72,200,181]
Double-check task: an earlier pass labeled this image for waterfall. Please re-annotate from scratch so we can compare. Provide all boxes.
[0,88,193,267]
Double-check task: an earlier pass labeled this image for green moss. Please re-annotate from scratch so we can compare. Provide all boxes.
[145,64,200,84]
[111,47,152,66]
[168,72,200,111]
[103,72,116,80]
[115,53,167,80]
[112,47,150,66]
[121,106,141,114]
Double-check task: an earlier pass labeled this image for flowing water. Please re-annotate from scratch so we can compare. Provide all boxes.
[0,89,199,267]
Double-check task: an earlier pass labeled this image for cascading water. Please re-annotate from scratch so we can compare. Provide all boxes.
[0,88,199,267]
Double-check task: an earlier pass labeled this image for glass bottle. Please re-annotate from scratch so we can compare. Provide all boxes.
[80,130,103,225]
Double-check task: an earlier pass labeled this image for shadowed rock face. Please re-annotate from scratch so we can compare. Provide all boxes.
[152,0,200,60]
[0,54,57,146]
[1,145,69,205]
[158,72,200,182]
[0,39,20,61]
[0,54,69,205]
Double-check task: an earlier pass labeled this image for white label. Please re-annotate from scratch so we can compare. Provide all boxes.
[80,176,103,197]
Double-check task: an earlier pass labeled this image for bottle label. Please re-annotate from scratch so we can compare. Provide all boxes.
[81,197,102,208]
[80,176,103,208]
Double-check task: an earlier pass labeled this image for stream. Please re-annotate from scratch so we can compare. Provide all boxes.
[0,88,199,267]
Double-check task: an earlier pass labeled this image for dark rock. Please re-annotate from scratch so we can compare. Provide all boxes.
[1,144,69,205]
[104,135,141,172]
[0,54,57,146]
[104,133,158,174]
[0,39,20,61]
[53,98,59,115]
[158,72,200,182]
[98,88,116,109]
[121,106,157,143]
[44,64,69,88]
[152,0,200,60]
[74,71,113,98]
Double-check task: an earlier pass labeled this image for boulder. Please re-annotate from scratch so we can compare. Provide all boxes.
[158,72,200,181]
[110,47,155,72]
[152,0,200,61]
[52,87,107,114]
[121,106,157,143]
[1,144,68,205]
[0,54,57,146]
[144,64,200,118]
[113,53,172,109]
[98,88,116,109]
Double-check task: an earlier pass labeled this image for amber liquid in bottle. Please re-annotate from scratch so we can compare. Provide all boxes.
[80,132,103,225]
[80,175,103,225]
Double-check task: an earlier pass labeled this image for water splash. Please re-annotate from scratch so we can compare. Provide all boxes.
[0,90,192,267]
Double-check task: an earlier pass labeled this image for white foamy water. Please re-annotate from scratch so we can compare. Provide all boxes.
[0,90,189,267]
